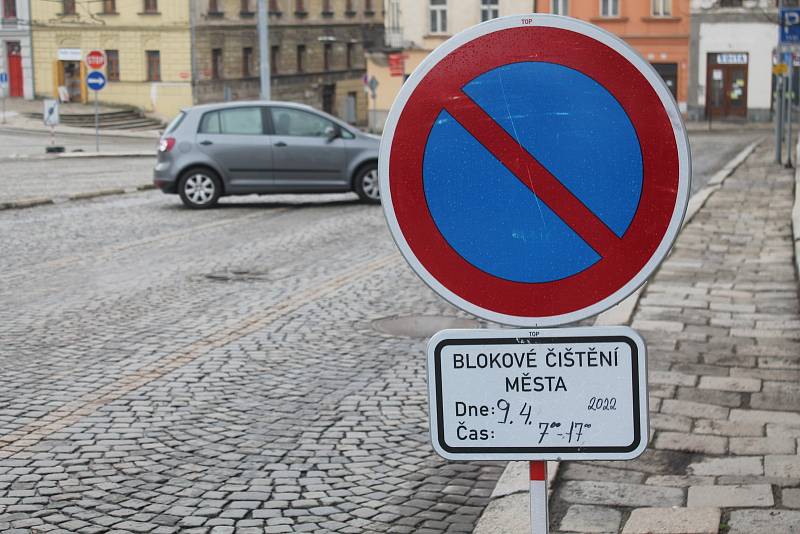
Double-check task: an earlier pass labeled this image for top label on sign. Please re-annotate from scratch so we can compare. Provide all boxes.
[379,15,690,327]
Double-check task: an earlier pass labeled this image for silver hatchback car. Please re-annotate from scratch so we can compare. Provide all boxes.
[153,101,381,208]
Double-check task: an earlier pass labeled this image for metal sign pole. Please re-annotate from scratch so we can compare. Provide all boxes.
[779,0,786,163]
[778,71,785,164]
[94,89,99,152]
[788,57,795,168]
[530,461,548,534]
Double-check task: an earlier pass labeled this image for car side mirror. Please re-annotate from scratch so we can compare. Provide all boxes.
[325,125,341,143]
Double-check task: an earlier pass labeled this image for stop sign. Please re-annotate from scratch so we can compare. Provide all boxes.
[85,50,106,70]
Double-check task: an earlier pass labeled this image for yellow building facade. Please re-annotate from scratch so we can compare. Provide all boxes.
[31,0,194,119]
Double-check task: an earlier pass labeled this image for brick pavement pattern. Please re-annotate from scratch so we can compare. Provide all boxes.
[0,193,503,533]
[548,142,800,533]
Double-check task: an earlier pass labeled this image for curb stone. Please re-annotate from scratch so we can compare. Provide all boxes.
[471,138,763,534]
[57,151,155,158]
[0,123,161,140]
[0,184,156,211]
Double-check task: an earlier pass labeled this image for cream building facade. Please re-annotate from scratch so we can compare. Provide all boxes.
[31,0,193,119]
[30,0,383,123]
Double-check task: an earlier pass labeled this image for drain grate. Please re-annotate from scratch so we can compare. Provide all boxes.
[372,315,480,338]
[202,270,273,282]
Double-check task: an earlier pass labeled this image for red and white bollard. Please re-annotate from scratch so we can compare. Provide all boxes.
[529,461,548,534]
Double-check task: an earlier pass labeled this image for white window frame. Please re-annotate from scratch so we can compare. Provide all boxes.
[600,0,619,17]
[551,0,568,15]
[430,0,447,34]
[651,0,671,16]
[481,0,498,22]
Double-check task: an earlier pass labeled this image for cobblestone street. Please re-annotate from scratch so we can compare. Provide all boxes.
[548,141,800,533]
[0,192,502,533]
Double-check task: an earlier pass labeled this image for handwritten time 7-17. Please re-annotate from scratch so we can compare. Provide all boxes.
[455,399,594,444]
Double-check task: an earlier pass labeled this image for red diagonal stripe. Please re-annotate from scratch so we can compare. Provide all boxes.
[443,93,623,257]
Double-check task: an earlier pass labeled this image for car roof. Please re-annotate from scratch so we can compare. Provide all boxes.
[182,100,359,134]
[185,100,317,114]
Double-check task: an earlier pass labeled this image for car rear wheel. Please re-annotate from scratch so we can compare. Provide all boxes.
[354,164,380,204]
[179,169,221,209]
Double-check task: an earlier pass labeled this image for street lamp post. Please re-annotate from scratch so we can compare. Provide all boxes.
[258,0,271,101]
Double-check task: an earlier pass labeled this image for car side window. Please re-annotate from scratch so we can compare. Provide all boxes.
[199,111,220,134]
[271,108,335,138]
[199,107,263,135]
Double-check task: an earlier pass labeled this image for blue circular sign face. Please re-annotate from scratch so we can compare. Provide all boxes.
[423,61,643,284]
[86,71,106,91]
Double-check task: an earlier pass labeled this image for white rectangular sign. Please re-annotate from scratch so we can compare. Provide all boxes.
[43,99,59,126]
[57,48,82,61]
[427,327,648,461]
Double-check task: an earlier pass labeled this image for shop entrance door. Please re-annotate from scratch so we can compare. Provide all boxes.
[62,60,82,102]
[706,52,748,119]
[6,42,22,97]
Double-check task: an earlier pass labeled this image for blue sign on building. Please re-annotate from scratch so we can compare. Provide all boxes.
[781,8,800,43]
[0,72,8,87]
[86,71,106,91]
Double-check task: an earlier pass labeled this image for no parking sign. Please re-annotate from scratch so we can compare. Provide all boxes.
[380,15,690,327]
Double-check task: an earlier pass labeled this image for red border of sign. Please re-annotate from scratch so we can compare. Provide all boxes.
[388,26,680,319]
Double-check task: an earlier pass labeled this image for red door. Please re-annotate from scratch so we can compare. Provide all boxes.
[6,42,22,98]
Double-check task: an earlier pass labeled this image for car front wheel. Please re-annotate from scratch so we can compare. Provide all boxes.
[354,164,380,204]
[178,169,221,209]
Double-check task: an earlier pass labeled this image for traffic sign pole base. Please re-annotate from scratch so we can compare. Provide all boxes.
[530,461,548,534]
[45,146,65,154]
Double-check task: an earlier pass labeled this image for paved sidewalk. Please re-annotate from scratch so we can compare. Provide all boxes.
[0,98,161,139]
[541,140,800,532]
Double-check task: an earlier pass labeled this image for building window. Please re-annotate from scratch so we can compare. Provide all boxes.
[269,0,280,12]
[600,0,618,17]
[430,0,447,34]
[296,44,306,73]
[241,0,251,12]
[106,50,120,81]
[322,0,332,14]
[212,48,223,79]
[551,0,568,15]
[102,0,116,13]
[719,0,742,6]
[271,45,280,74]
[63,0,76,15]
[480,0,498,21]
[146,50,160,81]
[652,0,671,16]
[295,0,305,14]
[242,47,253,77]
[3,0,16,18]
[323,43,332,71]
[346,0,354,13]
[143,0,158,13]
[346,43,354,69]
[365,0,374,13]
[209,0,221,14]
[322,43,333,71]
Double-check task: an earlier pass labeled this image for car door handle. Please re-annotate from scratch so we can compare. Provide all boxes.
[199,140,213,146]
[274,142,287,147]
